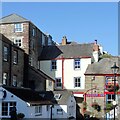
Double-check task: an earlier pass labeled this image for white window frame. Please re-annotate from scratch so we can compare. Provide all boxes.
[13,75,17,87]
[13,50,18,64]
[2,102,16,117]
[14,38,22,47]
[35,106,42,116]
[49,80,52,87]
[57,109,63,115]
[107,94,115,103]
[51,60,57,70]
[55,78,62,88]
[14,23,23,32]
[74,58,80,69]
[3,72,8,85]
[3,46,8,61]
[42,34,45,46]
[74,77,81,88]
[32,28,35,36]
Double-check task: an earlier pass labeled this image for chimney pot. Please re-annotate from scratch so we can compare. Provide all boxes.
[62,36,67,45]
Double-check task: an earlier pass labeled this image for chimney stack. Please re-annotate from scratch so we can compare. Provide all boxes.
[62,36,67,45]
[93,40,99,51]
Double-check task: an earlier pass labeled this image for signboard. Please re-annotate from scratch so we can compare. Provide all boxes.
[86,94,105,97]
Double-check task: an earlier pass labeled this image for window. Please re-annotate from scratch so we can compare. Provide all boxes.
[29,56,33,66]
[32,28,35,36]
[74,58,80,69]
[2,102,16,116]
[51,60,57,70]
[13,50,18,64]
[14,38,22,47]
[3,46,8,61]
[107,94,115,103]
[56,78,62,88]
[49,81,52,87]
[74,77,81,88]
[14,23,23,32]
[54,94,61,100]
[42,34,45,46]
[35,106,42,116]
[3,72,8,85]
[12,75,17,87]
[46,105,49,111]
[57,109,63,115]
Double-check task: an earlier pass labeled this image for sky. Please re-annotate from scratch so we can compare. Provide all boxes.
[0,2,119,55]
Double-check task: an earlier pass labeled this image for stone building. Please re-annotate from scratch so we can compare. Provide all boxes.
[0,14,56,91]
[84,57,120,118]
[0,13,55,69]
[0,33,24,87]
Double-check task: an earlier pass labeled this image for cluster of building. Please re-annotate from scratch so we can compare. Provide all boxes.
[0,13,120,119]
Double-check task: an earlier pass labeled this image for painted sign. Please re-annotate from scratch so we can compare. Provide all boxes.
[86,94,105,97]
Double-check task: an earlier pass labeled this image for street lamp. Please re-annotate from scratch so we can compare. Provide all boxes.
[111,62,119,120]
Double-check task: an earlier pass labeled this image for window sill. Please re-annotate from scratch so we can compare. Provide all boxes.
[35,113,42,116]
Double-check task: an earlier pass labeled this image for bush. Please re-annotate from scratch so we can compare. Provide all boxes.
[17,113,25,119]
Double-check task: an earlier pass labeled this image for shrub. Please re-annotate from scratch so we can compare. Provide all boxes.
[17,113,25,119]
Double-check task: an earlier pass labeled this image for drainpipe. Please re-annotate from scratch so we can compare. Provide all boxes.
[62,57,64,89]
[9,44,12,86]
[50,105,53,120]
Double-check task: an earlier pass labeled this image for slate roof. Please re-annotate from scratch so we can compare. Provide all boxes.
[39,90,73,105]
[85,57,120,75]
[39,43,94,60]
[3,86,52,105]
[0,14,29,24]
[3,86,73,105]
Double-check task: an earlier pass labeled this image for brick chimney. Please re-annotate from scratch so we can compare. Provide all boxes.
[93,40,99,51]
[93,40,99,62]
[62,36,67,45]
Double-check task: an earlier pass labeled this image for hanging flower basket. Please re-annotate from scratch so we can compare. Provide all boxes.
[91,102,101,112]
[91,102,99,109]
[106,82,119,92]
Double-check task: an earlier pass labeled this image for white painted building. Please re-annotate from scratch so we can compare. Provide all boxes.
[0,86,76,119]
[39,38,101,98]
[39,90,76,119]
[0,86,52,119]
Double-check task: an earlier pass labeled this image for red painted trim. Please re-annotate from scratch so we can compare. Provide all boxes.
[52,56,91,60]
[104,91,120,94]
[73,92,84,94]
[84,74,120,76]
[62,57,64,89]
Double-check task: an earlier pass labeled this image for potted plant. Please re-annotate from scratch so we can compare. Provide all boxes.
[91,102,101,112]
[104,103,114,112]
[106,83,119,92]
[17,113,25,120]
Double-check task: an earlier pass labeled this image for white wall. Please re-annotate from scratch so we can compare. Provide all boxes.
[67,95,76,118]
[40,58,91,90]
[0,87,50,118]
[52,105,67,119]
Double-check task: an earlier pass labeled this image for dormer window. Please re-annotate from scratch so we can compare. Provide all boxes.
[54,94,61,100]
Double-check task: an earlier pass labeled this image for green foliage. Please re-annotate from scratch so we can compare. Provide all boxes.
[17,113,25,119]
[105,103,113,110]
[82,101,87,109]
[99,53,112,61]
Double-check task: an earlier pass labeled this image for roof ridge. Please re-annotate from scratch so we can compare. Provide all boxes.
[0,13,14,20]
